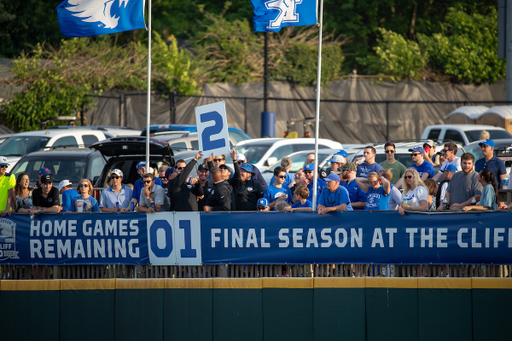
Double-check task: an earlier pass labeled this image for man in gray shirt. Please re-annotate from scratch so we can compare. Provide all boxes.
[138,173,170,212]
[438,153,482,211]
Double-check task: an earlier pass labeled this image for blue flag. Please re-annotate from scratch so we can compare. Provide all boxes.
[56,0,146,38]
[250,0,318,32]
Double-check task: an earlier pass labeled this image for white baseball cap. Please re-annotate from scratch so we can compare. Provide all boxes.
[58,180,72,192]
[236,154,246,162]
[147,166,154,174]
[0,156,9,166]
[111,169,123,177]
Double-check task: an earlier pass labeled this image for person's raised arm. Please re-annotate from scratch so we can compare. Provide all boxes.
[381,176,390,195]
[355,177,370,193]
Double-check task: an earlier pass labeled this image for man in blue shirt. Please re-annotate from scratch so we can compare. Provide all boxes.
[475,139,507,189]
[303,163,325,201]
[356,146,384,178]
[100,169,133,212]
[340,162,367,210]
[59,179,80,212]
[408,146,435,181]
[269,156,294,188]
[263,166,293,210]
[317,173,352,214]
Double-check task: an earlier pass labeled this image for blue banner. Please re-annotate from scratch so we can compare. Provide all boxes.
[56,0,146,38]
[250,0,318,32]
[0,213,149,265]
[200,211,512,265]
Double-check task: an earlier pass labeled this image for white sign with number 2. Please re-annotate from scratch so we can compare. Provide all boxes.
[195,101,231,157]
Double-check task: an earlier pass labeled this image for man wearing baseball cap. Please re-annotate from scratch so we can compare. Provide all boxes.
[317,173,352,214]
[237,153,268,190]
[232,161,264,211]
[59,179,80,212]
[475,139,507,189]
[31,174,61,215]
[423,139,439,166]
[303,163,325,202]
[0,156,15,215]
[130,161,163,207]
[197,163,212,211]
[407,146,435,181]
[33,167,52,190]
[100,169,133,212]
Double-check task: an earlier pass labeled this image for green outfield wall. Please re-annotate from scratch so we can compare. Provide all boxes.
[0,278,511,341]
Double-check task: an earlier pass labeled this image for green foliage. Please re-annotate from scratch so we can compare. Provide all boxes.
[1,33,200,131]
[359,28,428,81]
[418,8,504,84]
[274,43,343,86]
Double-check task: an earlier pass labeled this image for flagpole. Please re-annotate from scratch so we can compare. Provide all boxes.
[145,0,152,169]
[311,0,324,211]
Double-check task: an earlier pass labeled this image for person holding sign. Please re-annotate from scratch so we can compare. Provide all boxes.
[203,167,233,212]
[168,151,204,211]
[231,149,264,211]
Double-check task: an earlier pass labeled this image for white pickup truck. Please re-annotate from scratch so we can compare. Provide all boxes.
[421,124,512,146]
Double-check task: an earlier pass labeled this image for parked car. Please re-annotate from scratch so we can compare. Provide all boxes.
[261,149,355,184]
[0,129,108,172]
[421,124,512,146]
[47,125,141,137]
[141,124,252,144]
[235,138,343,172]
[10,148,106,187]
[153,131,236,153]
[90,136,175,188]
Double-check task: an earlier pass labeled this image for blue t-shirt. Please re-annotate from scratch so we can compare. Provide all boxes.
[263,185,293,211]
[341,179,367,210]
[318,186,353,210]
[365,185,390,210]
[475,156,506,189]
[69,195,99,212]
[307,178,326,202]
[291,200,312,208]
[356,162,384,178]
[132,177,163,201]
[409,161,435,179]
[480,184,497,210]
[62,189,80,212]
[270,172,294,187]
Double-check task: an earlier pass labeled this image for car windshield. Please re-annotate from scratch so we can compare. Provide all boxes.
[11,157,88,184]
[0,136,51,156]
[266,152,331,173]
[466,130,512,143]
[236,144,273,164]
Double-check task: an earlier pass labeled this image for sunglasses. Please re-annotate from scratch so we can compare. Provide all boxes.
[277,175,286,179]
[385,150,395,154]
[159,176,167,179]
[404,175,413,179]
[258,207,267,211]
[0,165,7,168]
[281,163,289,167]
[304,171,313,174]
[176,167,184,171]
[143,180,152,184]
[79,183,89,187]
[213,159,224,162]
[411,153,421,157]
[111,176,121,179]
[237,161,244,165]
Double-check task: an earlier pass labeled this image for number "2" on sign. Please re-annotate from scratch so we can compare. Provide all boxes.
[200,111,226,151]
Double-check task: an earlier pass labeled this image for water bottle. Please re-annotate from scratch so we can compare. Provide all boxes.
[503,177,509,190]
[442,198,448,210]
[471,197,476,205]
[130,202,134,212]
[151,201,156,212]
[30,210,34,220]
[115,202,119,212]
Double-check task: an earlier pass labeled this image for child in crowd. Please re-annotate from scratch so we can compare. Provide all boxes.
[285,186,312,212]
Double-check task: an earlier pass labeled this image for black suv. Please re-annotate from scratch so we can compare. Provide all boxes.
[90,136,175,188]
[10,148,106,186]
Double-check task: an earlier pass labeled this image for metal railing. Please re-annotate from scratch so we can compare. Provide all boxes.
[2,264,510,280]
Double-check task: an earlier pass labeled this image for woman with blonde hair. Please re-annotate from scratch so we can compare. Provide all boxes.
[398,168,428,215]
[69,179,99,212]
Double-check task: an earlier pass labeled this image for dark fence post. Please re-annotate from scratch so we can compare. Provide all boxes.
[244,97,248,133]
[386,101,389,141]
[170,91,176,124]
[119,94,124,126]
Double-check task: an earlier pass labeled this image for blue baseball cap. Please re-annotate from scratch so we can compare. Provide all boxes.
[337,150,348,158]
[257,198,269,207]
[165,167,174,178]
[136,161,146,170]
[442,164,457,173]
[38,167,51,175]
[479,139,495,148]
[408,146,424,154]
[240,163,254,174]
[304,163,315,171]
[325,172,340,182]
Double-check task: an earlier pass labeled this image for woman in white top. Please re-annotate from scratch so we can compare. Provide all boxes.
[398,168,429,215]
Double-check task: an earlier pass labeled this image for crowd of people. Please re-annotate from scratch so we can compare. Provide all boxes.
[0,136,510,216]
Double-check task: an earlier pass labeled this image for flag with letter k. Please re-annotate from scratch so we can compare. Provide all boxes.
[250,0,318,32]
